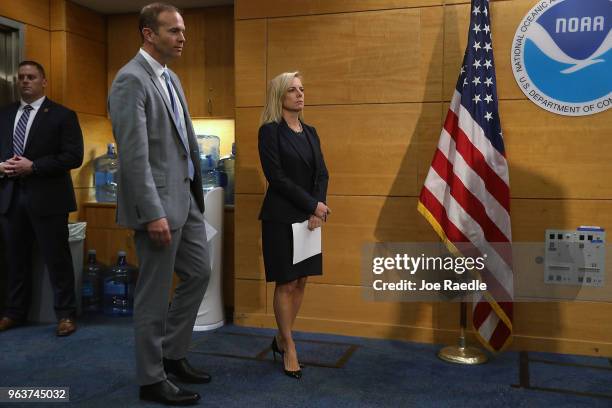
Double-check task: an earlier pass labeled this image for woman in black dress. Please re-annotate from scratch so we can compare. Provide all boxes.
[258,72,330,379]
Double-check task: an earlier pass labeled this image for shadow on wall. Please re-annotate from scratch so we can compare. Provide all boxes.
[509,163,566,354]
[373,10,444,346]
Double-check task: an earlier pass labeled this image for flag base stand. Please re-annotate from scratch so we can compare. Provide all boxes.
[438,345,488,365]
[438,302,488,365]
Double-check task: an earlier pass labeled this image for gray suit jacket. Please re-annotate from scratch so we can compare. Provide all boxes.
[108,53,204,230]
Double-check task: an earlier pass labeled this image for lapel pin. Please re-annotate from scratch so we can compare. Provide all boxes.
[44,108,49,112]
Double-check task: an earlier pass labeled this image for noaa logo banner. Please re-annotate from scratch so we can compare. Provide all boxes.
[511,0,611,116]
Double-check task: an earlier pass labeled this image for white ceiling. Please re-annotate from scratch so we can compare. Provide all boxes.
[71,0,233,15]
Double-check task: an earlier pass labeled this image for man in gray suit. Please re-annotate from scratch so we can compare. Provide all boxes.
[108,3,211,405]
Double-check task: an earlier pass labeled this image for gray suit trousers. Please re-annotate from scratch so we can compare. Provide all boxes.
[133,192,210,385]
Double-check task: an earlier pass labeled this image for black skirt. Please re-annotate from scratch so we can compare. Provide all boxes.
[261,221,322,284]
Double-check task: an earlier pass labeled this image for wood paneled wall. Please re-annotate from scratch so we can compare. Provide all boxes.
[0,0,50,30]
[234,0,612,356]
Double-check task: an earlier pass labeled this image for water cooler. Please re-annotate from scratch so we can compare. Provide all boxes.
[193,187,225,331]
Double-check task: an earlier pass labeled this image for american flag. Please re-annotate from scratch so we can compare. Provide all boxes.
[417,0,513,352]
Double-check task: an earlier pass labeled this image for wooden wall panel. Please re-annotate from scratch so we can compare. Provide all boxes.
[443,0,534,101]
[234,19,266,108]
[51,0,105,42]
[503,100,612,200]
[84,204,118,229]
[267,9,442,105]
[106,13,140,89]
[50,31,67,103]
[0,0,49,29]
[234,278,267,314]
[311,103,441,196]
[84,228,138,266]
[205,6,234,117]
[65,0,105,43]
[511,199,612,242]
[170,9,207,117]
[51,30,107,115]
[64,33,106,115]
[420,7,444,102]
[514,302,612,355]
[236,0,442,20]
[234,194,264,280]
[235,108,266,194]
[24,24,51,77]
[50,0,67,32]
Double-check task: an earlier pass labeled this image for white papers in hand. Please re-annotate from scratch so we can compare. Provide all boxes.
[291,220,321,264]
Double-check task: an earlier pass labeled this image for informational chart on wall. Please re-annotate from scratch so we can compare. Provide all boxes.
[544,227,606,287]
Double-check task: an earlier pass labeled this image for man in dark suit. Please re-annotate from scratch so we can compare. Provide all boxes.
[0,60,83,336]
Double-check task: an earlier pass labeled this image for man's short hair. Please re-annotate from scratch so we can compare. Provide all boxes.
[18,60,46,78]
[139,2,182,41]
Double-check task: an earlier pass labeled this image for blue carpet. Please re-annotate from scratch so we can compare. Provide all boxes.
[0,314,610,407]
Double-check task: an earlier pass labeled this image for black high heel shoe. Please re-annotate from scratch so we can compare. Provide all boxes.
[270,337,302,379]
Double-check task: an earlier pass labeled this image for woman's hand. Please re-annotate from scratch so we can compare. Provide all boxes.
[308,215,323,231]
[315,202,331,220]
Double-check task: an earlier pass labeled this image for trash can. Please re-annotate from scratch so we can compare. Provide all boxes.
[28,222,87,323]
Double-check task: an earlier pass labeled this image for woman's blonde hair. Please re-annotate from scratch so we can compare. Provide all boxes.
[259,71,304,126]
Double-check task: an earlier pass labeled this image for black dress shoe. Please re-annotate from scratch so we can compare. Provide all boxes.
[139,379,200,406]
[164,358,212,384]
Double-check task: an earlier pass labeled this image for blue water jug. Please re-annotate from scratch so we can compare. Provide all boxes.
[93,143,118,202]
[82,250,105,312]
[217,143,235,204]
[103,251,136,316]
[201,154,219,190]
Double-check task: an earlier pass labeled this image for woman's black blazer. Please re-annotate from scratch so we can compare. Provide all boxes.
[258,119,329,223]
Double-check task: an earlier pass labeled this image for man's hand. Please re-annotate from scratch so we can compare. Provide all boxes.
[315,202,331,220]
[3,155,33,177]
[307,215,323,231]
[147,217,171,247]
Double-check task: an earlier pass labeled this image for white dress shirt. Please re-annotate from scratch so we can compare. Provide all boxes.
[138,48,186,133]
[13,95,46,149]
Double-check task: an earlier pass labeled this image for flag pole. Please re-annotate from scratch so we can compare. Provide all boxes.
[438,302,488,364]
